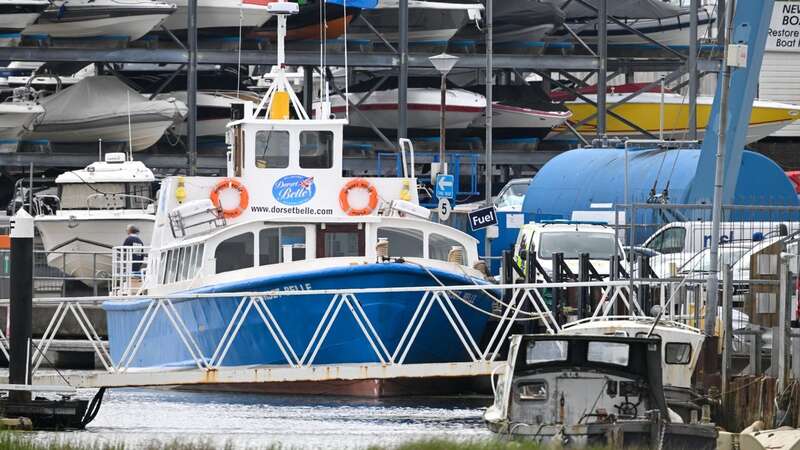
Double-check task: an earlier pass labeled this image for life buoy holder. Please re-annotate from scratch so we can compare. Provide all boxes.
[339,178,379,216]
[210,178,249,219]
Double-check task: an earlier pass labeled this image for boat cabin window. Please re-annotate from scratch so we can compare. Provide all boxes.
[646,227,686,254]
[216,232,255,274]
[299,131,334,169]
[587,341,629,366]
[317,224,364,257]
[518,381,548,401]
[259,226,306,265]
[377,227,423,258]
[59,182,152,210]
[159,243,204,284]
[665,342,692,364]
[255,130,290,169]
[526,340,568,364]
[429,233,466,263]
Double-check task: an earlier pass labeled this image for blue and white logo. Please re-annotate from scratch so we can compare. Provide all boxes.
[273,175,316,205]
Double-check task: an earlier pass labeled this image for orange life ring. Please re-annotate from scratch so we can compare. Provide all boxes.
[210,178,249,219]
[339,178,379,216]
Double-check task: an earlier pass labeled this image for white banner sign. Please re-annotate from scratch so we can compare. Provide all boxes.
[767,1,800,52]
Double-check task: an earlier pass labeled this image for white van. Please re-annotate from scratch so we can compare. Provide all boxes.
[642,221,793,277]
[512,221,627,280]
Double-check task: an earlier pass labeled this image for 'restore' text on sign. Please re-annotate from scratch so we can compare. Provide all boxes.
[767,2,800,51]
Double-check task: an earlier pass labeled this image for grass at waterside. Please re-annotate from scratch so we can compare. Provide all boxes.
[0,432,618,450]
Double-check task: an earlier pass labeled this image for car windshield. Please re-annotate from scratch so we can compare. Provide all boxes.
[681,246,751,273]
[538,231,618,260]
[496,182,529,209]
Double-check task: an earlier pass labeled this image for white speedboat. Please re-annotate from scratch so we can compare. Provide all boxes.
[466,84,572,139]
[161,0,272,34]
[0,0,49,46]
[0,88,43,138]
[23,0,175,41]
[102,4,496,396]
[35,152,156,286]
[326,77,486,136]
[157,90,262,138]
[26,76,188,152]
[561,7,715,47]
[348,1,482,47]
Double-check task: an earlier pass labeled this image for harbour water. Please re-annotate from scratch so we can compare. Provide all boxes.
[40,389,493,449]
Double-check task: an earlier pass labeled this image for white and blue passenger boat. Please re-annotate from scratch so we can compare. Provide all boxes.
[103,1,494,392]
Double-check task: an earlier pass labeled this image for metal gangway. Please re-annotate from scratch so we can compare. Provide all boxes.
[0,276,715,390]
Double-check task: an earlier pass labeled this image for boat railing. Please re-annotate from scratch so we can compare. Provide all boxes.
[0,274,793,387]
[110,245,149,297]
[86,193,154,211]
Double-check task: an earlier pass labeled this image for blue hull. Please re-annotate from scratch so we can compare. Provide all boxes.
[103,263,495,368]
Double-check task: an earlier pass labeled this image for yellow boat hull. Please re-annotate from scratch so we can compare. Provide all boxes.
[556,96,800,143]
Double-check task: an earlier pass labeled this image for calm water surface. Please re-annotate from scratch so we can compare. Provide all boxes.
[39,389,494,449]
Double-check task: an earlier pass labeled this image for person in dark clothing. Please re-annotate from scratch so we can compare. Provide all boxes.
[123,224,145,273]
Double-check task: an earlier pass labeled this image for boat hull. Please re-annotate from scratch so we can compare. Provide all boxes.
[555,95,800,143]
[486,421,717,450]
[0,2,49,33]
[470,103,572,139]
[26,116,175,151]
[162,0,271,33]
[36,214,153,285]
[0,102,43,138]
[328,88,486,135]
[103,264,494,368]
[24,9,173,40]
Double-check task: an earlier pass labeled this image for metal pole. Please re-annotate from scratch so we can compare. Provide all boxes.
[596,0,607,137]
[9,210,33,402]
[303,66,314,114]
[705,0,734,336]
[186,0,198,176]
[440,73,447,174]
[721,264,732,403]
[484,0,493,260]
[777,261,790,392]
[398,0,408,139]
[688,0,699,140]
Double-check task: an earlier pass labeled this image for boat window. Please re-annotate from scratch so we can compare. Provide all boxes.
[665,342,692,364]
[255,130,290,169]
[159,251,168,284]
[526,340,568,364]
[377,227,423,258]
[587,341,629,366]
[299,131,334,169]
[168,248,181,283]
[127,182,152,209]
[429,233,466,263]
[181,246,192,281]
[538,231,617,260]
[646,227,686,254]
[259,227,306,265]
[193,244,205,275]
[215,232,255,274]
[324,231,360,257]
[518,381,548,401]
[59,183,126,209]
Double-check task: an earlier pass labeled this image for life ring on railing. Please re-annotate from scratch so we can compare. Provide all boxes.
[339,178,379,216]
[210,178,249,219]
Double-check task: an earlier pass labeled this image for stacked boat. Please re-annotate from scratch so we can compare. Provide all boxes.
[25,76,187,151]
[0,0,49,46]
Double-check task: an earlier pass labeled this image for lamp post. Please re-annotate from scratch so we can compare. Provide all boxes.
[429,53,459,176]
